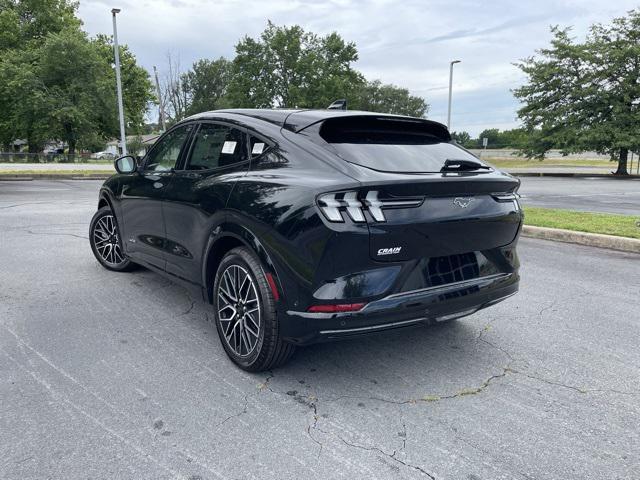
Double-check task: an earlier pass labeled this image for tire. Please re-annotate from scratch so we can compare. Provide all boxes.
[213,247,295,371]
[89,206,138,272]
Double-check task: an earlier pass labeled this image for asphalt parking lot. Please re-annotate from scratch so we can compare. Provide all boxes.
[518,176,640,214]
[1,180,639,480]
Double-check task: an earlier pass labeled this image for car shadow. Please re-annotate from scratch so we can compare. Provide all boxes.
[131,268,510,402]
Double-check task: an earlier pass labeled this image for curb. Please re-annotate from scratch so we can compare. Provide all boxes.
[522,225,640,254]
[0,174,111,181]
[510,172,640,179]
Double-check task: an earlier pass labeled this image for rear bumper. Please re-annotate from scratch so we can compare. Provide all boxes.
[281,271,519,345]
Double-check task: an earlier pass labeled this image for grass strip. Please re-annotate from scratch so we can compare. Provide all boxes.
[524,206,640,239]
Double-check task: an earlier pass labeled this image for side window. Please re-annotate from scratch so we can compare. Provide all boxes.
[187,124,247,170]
[145,125,192,172]
[249,135,270,159]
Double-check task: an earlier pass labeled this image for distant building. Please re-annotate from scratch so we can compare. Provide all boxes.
[9,139,27,152]
[106,134,160,157]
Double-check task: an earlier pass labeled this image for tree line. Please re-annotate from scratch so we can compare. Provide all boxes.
[158,21,428,125]
[451,128,530,149]
[0,3,427,155]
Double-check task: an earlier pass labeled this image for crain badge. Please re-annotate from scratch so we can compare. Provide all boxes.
[377,247,402,256]
[453,197,475,208]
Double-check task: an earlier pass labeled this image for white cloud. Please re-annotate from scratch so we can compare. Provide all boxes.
[78,0,640,135]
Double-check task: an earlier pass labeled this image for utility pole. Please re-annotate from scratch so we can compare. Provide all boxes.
[153,66,166,132]
[111,8,127,156]
[447,60,461,130]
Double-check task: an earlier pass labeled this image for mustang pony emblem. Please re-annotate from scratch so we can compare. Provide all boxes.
[453,197,475,208]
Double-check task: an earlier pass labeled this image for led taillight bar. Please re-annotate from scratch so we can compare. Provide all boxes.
[317,190,423,223]
[307,303,366,313]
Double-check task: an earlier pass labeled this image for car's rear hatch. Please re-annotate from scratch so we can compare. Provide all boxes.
[305,114,522,261]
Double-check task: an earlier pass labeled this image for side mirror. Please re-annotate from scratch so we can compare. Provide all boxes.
[114,155,137,174]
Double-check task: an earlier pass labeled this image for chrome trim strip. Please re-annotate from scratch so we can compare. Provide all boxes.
[376,273,509,302]
[319,317,428,335]
[359,273,513,314]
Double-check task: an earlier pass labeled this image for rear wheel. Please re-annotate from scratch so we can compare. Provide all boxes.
[89,206,138,272]
[213,247,295,371]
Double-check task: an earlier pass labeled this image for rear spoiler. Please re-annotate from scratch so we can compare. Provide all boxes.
[301,114,451,142]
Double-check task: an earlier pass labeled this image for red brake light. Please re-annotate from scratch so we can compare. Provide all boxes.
[307,303,366,313]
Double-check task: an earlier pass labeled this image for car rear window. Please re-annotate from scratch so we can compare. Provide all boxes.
[319,117,484,173]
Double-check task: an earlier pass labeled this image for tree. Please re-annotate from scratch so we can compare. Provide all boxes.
[226,21,364,108]
[38,29,116,154]
[351,80,428,117]
[0,2,152,153]
[451,131,473,147]
[0,0,81,150]
[477,128,501,148]
[499,128,529,149]
[514,11,640,175]
[0,46,51,151]
[92,34,155,135]
[163,22,428,120]
[162,52,190,123]
[182,57,232,116]
[0,0,80,52]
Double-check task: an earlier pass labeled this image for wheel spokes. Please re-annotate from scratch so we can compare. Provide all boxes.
[216,264,261,357]
[92,214,126,266]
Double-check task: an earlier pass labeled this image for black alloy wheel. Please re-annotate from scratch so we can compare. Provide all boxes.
[89,206,137,272]
[213,247,295,371]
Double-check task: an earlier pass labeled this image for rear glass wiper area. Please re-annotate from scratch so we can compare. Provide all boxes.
[441,159,492,172]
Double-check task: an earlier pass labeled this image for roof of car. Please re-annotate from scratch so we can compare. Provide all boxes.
[186,108,448,135]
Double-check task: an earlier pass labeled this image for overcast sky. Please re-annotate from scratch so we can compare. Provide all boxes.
[78,0,638,135]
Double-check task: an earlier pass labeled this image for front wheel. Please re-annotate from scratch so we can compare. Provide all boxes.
[213,247,295,371]
[89,206,138,272]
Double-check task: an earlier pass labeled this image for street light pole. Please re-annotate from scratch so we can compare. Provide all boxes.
[111,8,127,156]
[447,60,461,130]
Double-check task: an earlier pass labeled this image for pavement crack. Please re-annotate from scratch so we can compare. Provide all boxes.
[25,229,88,240]
[305,397,324,459]
[399,417,407,452]
[327,430,436,479]
[257,370,275,392]
[538,299,557,317]
[0,201,49,209]
[214,394,249,428]
[427,367,512,401]
[510,369,640,396]
[179,299,195,316]
[324,366,513,405]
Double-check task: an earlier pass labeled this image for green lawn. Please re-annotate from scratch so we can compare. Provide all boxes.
[485,158,614,169]
[524,206,640,239]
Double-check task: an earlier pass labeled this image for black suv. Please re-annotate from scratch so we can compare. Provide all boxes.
[90,109,522,371]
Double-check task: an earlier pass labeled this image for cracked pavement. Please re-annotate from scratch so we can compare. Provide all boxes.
[1,180,639,479]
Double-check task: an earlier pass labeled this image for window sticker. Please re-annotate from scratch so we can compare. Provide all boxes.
[221,141,237,154]
[252,142,266,155]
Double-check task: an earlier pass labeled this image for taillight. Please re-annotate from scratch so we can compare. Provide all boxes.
[492,193,521,211]
[317,191,423,223]
[491,193,520,202]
